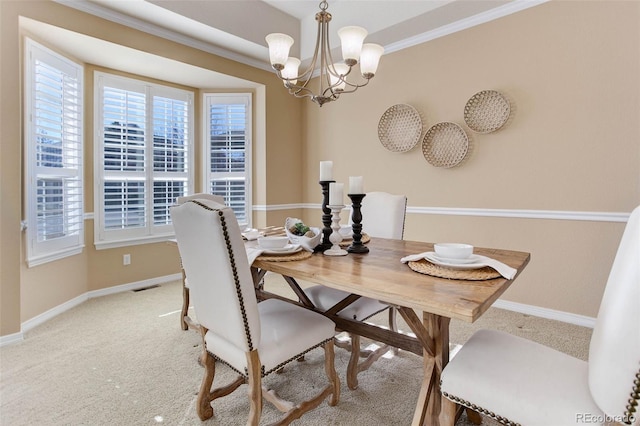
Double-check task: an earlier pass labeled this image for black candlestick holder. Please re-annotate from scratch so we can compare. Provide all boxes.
[314,180,335,252]
[347,193,369,254]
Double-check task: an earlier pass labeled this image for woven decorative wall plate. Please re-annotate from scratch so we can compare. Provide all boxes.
[377,104,423,152]
[463,90,510,133]
[422,122,469,168]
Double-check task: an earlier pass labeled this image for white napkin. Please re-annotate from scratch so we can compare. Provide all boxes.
[400,252,517,279]
[246,247,264,265]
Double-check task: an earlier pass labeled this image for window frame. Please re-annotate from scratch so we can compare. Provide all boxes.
[202,93,252,228]
[24,38,85,267]
[94,72,194,249]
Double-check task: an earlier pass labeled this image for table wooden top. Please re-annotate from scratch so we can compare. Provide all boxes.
[252,238,530,323]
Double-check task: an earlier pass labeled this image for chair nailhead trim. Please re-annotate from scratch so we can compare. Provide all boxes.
[207,338,332,379]
[190,201,254,352]
[440,385,521,426]
[262,338,333,377]
[623,369,640,424]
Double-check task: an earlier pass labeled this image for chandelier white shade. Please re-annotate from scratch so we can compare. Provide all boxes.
[265,1,384,106]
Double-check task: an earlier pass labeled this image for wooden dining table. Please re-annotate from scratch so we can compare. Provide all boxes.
[250,237,530,426]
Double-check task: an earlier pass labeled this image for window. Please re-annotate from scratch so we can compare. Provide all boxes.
[24,38,84,267]
[94,73,193,248]
[203,93,252,228]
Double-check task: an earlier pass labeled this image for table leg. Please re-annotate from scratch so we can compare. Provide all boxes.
[410,312,450,426]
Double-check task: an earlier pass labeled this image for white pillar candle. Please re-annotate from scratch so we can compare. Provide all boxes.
[319,161,333,181]
[329,182,344,206]
[349,176,363,194]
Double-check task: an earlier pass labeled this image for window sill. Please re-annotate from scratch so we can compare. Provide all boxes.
[94,234,175,250]
[27,246,84,268]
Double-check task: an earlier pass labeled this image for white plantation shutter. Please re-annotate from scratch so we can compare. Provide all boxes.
[152,95,190,226]
[25,39,84,266]
[204,94,251,227]
[102,85,147,231]
[95,73,193,248]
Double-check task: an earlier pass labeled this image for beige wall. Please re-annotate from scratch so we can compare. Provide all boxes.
[301,1,639,318]
[1,0,638,338]
[0,0,303,336]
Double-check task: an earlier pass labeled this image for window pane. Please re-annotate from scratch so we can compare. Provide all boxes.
[104,181,145,229]
[210,179,246,223]
[103,87,146,171]
[209,104,246,173]
[153,96,188,173]
[34,60,82,170]
[153,180,186,225]
[36,177,82,242]
[36,179,63,240]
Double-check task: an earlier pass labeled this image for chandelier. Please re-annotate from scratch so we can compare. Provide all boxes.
[265,0,384,107]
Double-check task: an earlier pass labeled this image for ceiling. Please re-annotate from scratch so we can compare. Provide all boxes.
[35,0,545,88]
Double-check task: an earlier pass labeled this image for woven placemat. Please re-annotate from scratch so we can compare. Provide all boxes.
[407,259,501,281]
[339,233,370,247]
[257,250,312,262]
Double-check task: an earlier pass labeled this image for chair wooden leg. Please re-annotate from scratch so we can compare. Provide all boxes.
[264,342,339,425]
[346,333,361,390]
[441,397,459,426]
[344,329,395,391]
[324,340,340,406]
[196,347,215,420]
[181,270,189,330]
[246,350,263,426]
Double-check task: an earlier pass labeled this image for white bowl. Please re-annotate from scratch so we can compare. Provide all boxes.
[434,243,474,259]
[285,218,322,248]
[258,236,289,249]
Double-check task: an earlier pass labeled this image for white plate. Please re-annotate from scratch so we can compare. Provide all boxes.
[424,252,486,270]
[260,244,302,255]
[430,253,481,264]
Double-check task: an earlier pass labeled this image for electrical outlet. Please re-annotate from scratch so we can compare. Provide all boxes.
[123,254,131,265]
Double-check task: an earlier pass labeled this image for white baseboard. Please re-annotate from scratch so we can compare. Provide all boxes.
[0,273,182,347]
[87,273,182,299]
[0,331,25,347]
[494,299,596,328]
[20,292,89,335]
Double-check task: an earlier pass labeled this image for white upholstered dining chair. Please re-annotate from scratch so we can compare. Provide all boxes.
[175,193,226,331]
[171,199,340,424]
[304,191,408,390]
[440,205,640,426]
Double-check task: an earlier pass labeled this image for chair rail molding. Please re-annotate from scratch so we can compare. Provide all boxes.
[254,204,630,223]
[405,206,629,223]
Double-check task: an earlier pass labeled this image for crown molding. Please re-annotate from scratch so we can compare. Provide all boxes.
[54,0,271,72]
[385,0,550,55]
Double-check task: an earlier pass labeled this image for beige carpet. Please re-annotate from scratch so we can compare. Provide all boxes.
[0,275,592,425]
